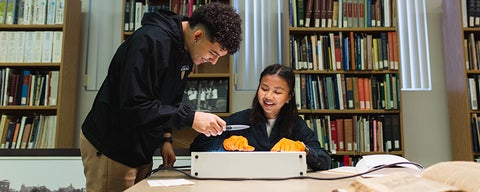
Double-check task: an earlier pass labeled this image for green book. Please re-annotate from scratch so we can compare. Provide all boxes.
[5,0,16,24]
[0,0,7,24]
[297,0,305,27]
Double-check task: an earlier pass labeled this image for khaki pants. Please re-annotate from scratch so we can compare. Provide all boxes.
[80,131,152,192]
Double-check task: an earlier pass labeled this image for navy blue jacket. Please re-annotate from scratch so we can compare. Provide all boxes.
[82,10,195,167]
[190,109,332,171]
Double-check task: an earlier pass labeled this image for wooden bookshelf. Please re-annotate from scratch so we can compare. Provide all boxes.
[120,0,233,150]
[442,0,480,161]
[285,0,404,167]
[0,0,81,152]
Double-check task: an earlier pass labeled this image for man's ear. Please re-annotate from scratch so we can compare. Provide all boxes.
[193,29,203,42]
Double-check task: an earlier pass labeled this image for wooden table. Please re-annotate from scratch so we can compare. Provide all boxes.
[125,169,356,192]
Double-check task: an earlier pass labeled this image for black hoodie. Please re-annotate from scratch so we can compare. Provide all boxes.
[82,10,195,167]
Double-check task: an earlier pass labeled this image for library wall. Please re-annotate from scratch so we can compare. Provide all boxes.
[401,0,450,166]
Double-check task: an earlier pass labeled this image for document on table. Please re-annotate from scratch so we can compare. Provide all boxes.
[147,179,195,187]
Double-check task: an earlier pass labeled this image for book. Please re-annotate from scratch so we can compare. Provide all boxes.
[6,31,15,62]
[46,0,56,24]
[41,31,53,63]
[336,118,345,151]
[23,0,33,24]
[0,114,9,148]
[304,0,313,27]
[123,0,131,30]
[52,31,62,62]
[0,32,7,62]
[10,119,21,149]
[54,0,63,24]
[14,116,28,149]
[33,0,47,24]
[338,161,480,192]
[16,0,26,24]
[296,0,305,27]
[32,31,43,62]
[15,31,26,63]
[0,116,14,148]
[134,1,143,30]
[4,0,16,24]
[48,70,59,106]
[294,74,301,109]
[345,77,354,109]
[20,117,33,148]
[3,120,15,148]
[20,69,30,106]
[313,0,320,27]
[343,118,353,151]
[27,115,40,148]
[0,0,6,24]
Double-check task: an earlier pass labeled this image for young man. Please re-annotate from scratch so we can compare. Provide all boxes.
[80,3,242,191]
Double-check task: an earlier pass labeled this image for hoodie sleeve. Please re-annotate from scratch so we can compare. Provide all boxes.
[294,117,332,171]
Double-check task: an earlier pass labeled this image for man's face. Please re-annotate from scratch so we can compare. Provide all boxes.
[190,37,228,65]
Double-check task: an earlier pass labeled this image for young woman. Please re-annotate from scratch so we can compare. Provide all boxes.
[190,64,331,171]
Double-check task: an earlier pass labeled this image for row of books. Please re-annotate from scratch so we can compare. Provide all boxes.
[0,31,63,63]
[0,0,64,25]
[290,32,398,71]
[462,0,480,27]
[331,155,361,167]
[470,113,480,152]
[464,33,480,70]
[303,114,401,153]
[294,73,400,110]
[468,75,480,110]
[124,0,209,32]
[0,114,58,149]
[0,69,59,106]
[291,0,397,28]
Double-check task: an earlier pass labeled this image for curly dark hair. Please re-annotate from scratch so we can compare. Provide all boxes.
[189,2,242,54]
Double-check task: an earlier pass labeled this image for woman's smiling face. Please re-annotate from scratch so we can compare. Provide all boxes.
[257,74,292,119]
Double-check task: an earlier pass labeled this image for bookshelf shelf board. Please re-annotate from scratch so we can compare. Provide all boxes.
[0,148,80,156]
[0,24,63,31]
[293,70,399,75]
[466,70,480,74]
[330,151,403,156]
[289,27,397,33]
[0,63,61,67]
[298,109,401,114]
[0,106,57,110]
[463,28,480,32]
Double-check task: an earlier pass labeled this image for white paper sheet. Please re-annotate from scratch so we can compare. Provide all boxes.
[147,179,195,187]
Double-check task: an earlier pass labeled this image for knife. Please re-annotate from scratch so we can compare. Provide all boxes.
[225,125,250,131]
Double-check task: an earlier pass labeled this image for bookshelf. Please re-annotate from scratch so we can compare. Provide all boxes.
[442,0,480,161]
[0,0,81,153]
[121,0,233,151]
[285,0,404,167]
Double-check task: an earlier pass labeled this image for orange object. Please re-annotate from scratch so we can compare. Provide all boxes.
[271,138,306,152]
[223,135,255,151]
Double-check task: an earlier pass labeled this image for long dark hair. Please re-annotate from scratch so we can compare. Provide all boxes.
[249,64,298,137]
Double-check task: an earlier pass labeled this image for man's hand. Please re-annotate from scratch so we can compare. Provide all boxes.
[160,142,176,167]
[192,112,226,137]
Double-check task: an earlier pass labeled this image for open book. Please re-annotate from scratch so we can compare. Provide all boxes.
[336,161,480,192]
[326,154,423,177]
